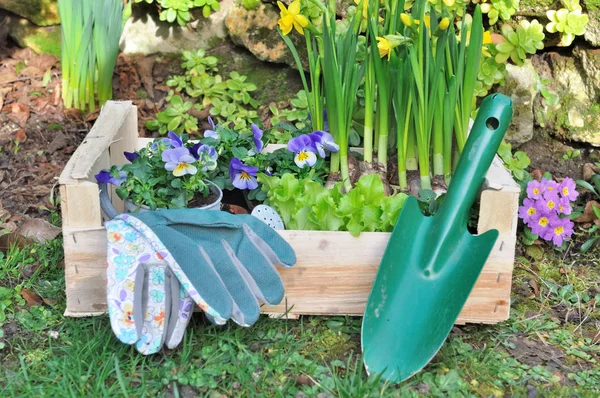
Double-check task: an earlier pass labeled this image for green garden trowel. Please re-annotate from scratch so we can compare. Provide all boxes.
[361,93,513,382]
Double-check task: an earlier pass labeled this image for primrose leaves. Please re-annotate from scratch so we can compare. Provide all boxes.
[259,173,408,236]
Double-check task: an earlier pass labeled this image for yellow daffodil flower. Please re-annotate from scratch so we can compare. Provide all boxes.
[277,0,309,36]
[377,37,392,60]
[443,0,455,6]
[401,13,413,27]
[438,17,450,31]
[482,30,492,56]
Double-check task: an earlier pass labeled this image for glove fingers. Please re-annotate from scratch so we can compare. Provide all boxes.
[242,217,296,268]
[135,263,168,355]
[233,226,286,306]
[212,241,261,326]
[106,219,143,346]
[165,272,194,349]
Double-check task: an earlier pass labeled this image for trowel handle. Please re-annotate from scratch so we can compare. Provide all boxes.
[440,94,513,221]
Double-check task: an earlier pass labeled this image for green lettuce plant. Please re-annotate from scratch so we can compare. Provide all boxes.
[546,0,589,46]
[496,20,545,66]
[257,173,408,236]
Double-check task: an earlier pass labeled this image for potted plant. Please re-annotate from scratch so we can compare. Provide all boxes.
[96,131,222,218]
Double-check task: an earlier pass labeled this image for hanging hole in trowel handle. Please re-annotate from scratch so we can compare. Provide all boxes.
[485,117,500,130]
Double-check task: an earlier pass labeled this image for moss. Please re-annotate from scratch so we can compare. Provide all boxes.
[519,0,560,11]
[583,0,600,11]
[8,18,61,57]
[1,0,60,26]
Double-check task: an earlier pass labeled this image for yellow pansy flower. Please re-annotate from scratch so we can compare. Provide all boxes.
[277,0,309,36]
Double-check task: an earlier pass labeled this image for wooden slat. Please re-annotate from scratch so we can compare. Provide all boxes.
[59,101,134,184]
[60,183,103,228]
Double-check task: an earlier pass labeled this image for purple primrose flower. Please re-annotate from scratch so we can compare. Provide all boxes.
[541,217,574,246]
[539,191,560,214]
[558,196,573,215]
[527,180,544,200]
[559,177,578,201]
[530,213,553,236]
[204,117,219,139]
[162,147,197,177]
[229,158,258,190]
[287,135,317,168]
[308,130,339,158]
[518,198,538,226]
[95,169,127,186]
[542,178,559,195]
[252,124,264,153]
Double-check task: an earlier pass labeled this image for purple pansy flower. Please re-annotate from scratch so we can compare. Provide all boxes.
[252,124,264,153]
[204,117,219,139]
[151,138,172,151]
[308,130,339,158]
[168,131,183,148]
[95,169,127,186]
[229,158,258,190]
[124,151,139,162]
[539,191,560,215]
[162,147,197,177]
[559,177,578,201]
[518,198,538,226]
[542,217,574,246]
[288,135,317,168]
[196,144,218,171]
[526,180,544,200]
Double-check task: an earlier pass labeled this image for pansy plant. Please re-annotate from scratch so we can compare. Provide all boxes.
[95,131,218,210]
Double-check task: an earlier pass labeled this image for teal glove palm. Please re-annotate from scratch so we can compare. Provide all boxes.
[124,209,296,326]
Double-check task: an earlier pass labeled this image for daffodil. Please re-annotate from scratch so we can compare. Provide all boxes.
[277,0,309,36]
[377,37,392,60]
[401,13,413,27]
[438,17,450,31]
[481,30,493,56]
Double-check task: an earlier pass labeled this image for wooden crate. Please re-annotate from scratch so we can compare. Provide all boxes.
[60,101,520,324]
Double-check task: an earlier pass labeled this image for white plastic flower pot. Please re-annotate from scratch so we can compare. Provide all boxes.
[99,180,223,220]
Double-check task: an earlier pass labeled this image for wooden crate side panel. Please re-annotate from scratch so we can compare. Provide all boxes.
[64,228,108,315]
[60,183,103,228]
[65,226,514,324]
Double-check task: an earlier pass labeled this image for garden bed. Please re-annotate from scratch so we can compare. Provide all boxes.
[59,101,521,324]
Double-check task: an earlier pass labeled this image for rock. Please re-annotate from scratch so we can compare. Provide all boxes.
[497,60,537,145]
[0,0,59,26]
[533,48,600,146]
[225,3,306,68]
[583,0,600,47]
[6,15,61,56]
[119,0,233,55]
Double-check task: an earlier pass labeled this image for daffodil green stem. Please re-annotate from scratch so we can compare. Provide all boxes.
[376,85,389,169]
[363,58,375,163]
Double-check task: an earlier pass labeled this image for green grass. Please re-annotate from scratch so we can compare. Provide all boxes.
[0,233,599,396]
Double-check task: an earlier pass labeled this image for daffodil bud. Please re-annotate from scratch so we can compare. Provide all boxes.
[438,17,450,31]
[443,0,455,6]
[401,13,413,27]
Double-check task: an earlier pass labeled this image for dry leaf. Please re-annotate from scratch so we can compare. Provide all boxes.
[531,170,544,181]
[0,232,34,252]
[583,163,600,181]
[20,288,43,307]
[14,129,27,142]
[574,201,600,223]
[8,102,30,127]
[15,218,61,244]
[529,279,540,295]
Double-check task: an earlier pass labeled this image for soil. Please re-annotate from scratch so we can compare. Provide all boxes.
[519,129,599,180]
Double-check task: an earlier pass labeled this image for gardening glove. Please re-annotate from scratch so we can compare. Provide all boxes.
[106,218,195,355]
[123,209,296,327]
